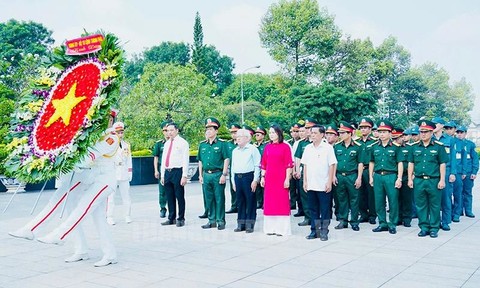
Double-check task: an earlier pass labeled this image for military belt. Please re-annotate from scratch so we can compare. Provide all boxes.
[375,170,396,176]
[235,171,254,178]
[417,175,440,180]
[338,171,357,176]
[205,169,222,174]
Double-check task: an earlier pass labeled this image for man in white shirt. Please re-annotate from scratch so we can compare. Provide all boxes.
[160,122,190,227]
[301,125,337,241]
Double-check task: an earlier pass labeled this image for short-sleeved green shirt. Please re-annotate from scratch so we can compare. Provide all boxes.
[358,136,376,165]
[334,140,362,173]
[369,140,404,172]
[197,138,230,171]
[408,140,448,177]
[152,139,166,170]
[294,139,312,159]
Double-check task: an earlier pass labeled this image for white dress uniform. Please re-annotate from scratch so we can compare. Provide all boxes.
[107,137,133,224]
[32,130,120,267]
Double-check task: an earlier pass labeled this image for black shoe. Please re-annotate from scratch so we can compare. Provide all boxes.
[351,225,360,231]
[418,230,428,237]
[160,209,167,218]
[176,220,185,227]
[298,220,310,226]
[319,234,328,241]
[372,226,388,232]
[245,228,254,233]
[161,220,176,226]
[201,222,216,229]
[226,208,237,214]
[441,224,450,231]
[335,223,348,230]
[466,214,475,218]
[403,222,412,228]
[369,218,376,225]
[198,212,208,219]
[305,231,317,240]
[217,224,225,230]
[388,227,397,234]
[234,226,246,232]
[430,231,438,238]
[293,212,305,217]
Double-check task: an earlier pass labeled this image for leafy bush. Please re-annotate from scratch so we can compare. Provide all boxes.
[131,149,152,157]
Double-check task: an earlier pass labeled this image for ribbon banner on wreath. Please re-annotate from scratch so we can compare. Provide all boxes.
[3,32,125,183]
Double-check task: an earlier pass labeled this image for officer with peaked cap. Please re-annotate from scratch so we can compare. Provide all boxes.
[408,120,448,238]
[444,121,457,137]
[198,117,230,230]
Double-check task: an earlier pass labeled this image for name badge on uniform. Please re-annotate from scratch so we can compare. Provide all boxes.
[467,154,471,159]
[445,147,450,154]
[456,152,462,160]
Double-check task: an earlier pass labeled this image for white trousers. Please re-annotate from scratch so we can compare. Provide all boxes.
[107,180,131,218]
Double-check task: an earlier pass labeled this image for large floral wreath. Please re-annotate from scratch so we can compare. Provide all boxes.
[3,32,124,183]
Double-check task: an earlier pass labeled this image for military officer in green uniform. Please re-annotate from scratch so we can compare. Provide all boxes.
[294,118,316,226]
[369,120,404,234]
[392,128,413,227]
[357,117,377,224]
[198,118,230,230]
[408,120,448,238]
[226,124,241,213]
[254,126,267,209]
[288,123,303,212]
[153,120,171,218]
[334,121,363,231]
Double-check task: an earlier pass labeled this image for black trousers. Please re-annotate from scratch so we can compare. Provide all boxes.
[234,172,256,228]
[164,168,185,221]
[308,190,332,232]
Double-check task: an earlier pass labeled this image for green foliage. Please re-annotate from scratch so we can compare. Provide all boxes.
[290,83,376,124]
[119,63,223,151]
[259,0,341,78]
[131,149,152,157]
[192,12,206,75]
[0,144,7,175]
[0,97,14,143]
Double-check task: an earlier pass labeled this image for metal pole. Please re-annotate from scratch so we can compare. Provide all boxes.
[3,184,23,213]
[30,181,48,215]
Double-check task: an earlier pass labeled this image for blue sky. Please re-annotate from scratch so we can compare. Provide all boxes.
[2,0,479,120]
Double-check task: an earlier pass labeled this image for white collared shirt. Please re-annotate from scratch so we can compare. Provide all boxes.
[301,140,337,191]
[231,143,261,180]
[160,135,190,178]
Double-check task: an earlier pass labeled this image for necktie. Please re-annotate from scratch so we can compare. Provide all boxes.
[165,138,174,168]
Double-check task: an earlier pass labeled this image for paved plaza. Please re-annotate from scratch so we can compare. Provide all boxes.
[1,180,480,288]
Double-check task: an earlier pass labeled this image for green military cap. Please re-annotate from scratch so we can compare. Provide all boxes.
[444,121,456,128]
[229,123,241,132]
[411,125,419,135]
[243,124,255,135]
[205,117,220,128]
[418,120,436,131]
[372,124,378,131]
[456,125,467,132]
[431,116,445,125]
[377,120,393,131]
[403,128,412,136]
[358,117,374,128]
[291,122,303,132]
[325,123,338,135]
[160,120,171,129]
[255,125,266,135]
[338,121,355,133]
[304,117,317,128]
[392,127,404,138]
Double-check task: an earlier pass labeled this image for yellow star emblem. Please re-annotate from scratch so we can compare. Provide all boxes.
[45,82,86,127]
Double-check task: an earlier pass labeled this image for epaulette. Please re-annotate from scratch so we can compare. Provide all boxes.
[367,141,379,148]
[218,138,226,142]
[352,136,360,141]
[406,142,416,146]
[392,142,401,147]
[334,139,344,146]
[155,139,162,143]
[200,139,208,143]
[353,140,362,146]
[434,140,444,146]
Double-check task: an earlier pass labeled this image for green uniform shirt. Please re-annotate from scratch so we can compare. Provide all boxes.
[399,143,412,176]
[254,141,267,156]
[369,140,404,172]
[408,140,449,177]
[359,136,376,165]
[334,140,362,173]
[197,138,229,170]
[294,139,312,159]
[152,139,166,170]
[226,139,237,159]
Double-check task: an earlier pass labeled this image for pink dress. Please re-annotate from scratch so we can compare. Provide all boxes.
[261,142,294,235]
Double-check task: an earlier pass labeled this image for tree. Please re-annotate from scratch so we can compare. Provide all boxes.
[446,77,474,124]
[417,62,451,119]
[119,63,223,151]
[259,0,341,78]
[191,12,206,75]
[0,19,54,94]
[290,83,376,124]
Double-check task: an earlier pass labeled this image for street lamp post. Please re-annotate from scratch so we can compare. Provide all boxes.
[240,65,261,125]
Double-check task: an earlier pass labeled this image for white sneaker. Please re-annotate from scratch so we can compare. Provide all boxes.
[107,217,116,225]
[125,216,132,224]
[65,253,89,263]
[9,228,34,240]
[37,234,64,245]
[94,257,118,267]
